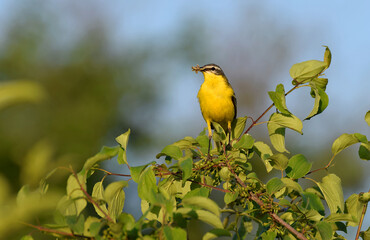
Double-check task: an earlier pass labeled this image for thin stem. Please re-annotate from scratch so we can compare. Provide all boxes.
[355,189,370,240]
[20,221,92,239]
[306,154,336,175]
[93,168,131,177]
[240,79,303,138]
[70,167,113,222]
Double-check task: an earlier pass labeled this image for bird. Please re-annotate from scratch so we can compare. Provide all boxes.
[192,63,237,155]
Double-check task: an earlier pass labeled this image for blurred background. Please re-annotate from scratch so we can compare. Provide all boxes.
[0,1,369,239]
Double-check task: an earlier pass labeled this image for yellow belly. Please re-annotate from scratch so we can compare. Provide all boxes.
[197,79,235,130]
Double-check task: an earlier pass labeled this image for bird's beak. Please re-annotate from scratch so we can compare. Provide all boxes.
[192,64,207,74]
[192,64,201,73]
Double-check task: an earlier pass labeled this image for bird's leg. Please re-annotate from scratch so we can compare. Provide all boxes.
[227,121,232,149]
[207,120,212,159]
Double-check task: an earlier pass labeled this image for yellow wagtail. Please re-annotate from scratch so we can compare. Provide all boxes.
[192,63,237,154]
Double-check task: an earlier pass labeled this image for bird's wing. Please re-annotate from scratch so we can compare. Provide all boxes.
[232,94,237,120]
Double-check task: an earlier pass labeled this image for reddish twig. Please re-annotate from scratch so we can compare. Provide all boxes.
[70,167,113,222]
[20,221,92,239]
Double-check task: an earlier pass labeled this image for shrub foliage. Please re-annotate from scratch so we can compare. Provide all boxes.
[20,47,370,240]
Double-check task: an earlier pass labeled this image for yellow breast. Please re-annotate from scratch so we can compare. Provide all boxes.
[197,72,235,130]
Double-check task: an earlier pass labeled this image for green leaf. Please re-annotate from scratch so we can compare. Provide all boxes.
[266,178,285,195]
[325,213,353,222]
[311,78,328,91]
[233,134,254,149]
[138,167,158,203]
[156,145,182,160]
[323,45,332,68]
[365,111,370,126]
[173,136,197,149]
[286,154,312,179]
[290,60,327,82]
[316,221,333,240]
[83,146,119,171]
[268,84,291,115]
[195,209,223,229]
[179,158,193,182]
[359,142,370,160]
[219,167,231,181]
[203,229,231,240]
[66,174,87,216]
[269,153,289,171]
[92,181,108,218]
[184,188,210,199]
[20,236,34,240]
[305,209,324,222]
[268,122,288,153]
[115,129,130,164]
[281,178,303,193]
[196,134,211,154]
[163,226,187,240]
[232,116,248,139]
[212,122,226,142]
[345,194,364,226]
[332,133,361,155]
[253,141,273,172]
[301,192,325,214]
[269,112,303,134]
[261,231,277,240]
[182,196,220,217]
[84,217,102,237]
[104,180,128,221]
[316,174,344,214]
[67,214,85,234]
[130,162,155,182]
[306,87,329,120]
[0,80,46,110]
[224,191,238,205]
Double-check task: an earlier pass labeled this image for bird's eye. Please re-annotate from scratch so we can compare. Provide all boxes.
[211,67,216,70]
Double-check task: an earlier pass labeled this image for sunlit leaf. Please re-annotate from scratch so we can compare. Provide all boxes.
[306,87,329,120]
[269,112,303,134]
[224,191,238,205]
[301,192,325,214]
[232,116,248,139]
[290,60,326,83]
[316,221,333,240]
[331,133,361,155]
[359,142,370,160]
[195,210,223,229]
[316,174,344,214]
[91,181,108,218]
[269,153,289,171]
[202,229,231,240]
[266,178,285,195]
[138,167,157,203]
[182,196,220,217]
[104,181,127,222]
[268,84,291,115]
[157,145,182,160]
[179,158,193,182]
[163,226,187,240]
[345,194,364,226]
[323,45,332,68]
[115,129,131,164]
[253,141,273,172]
[233,134,254,150]
[83,146,119,171]
[286,154,312,179]
[66,174,87,216]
